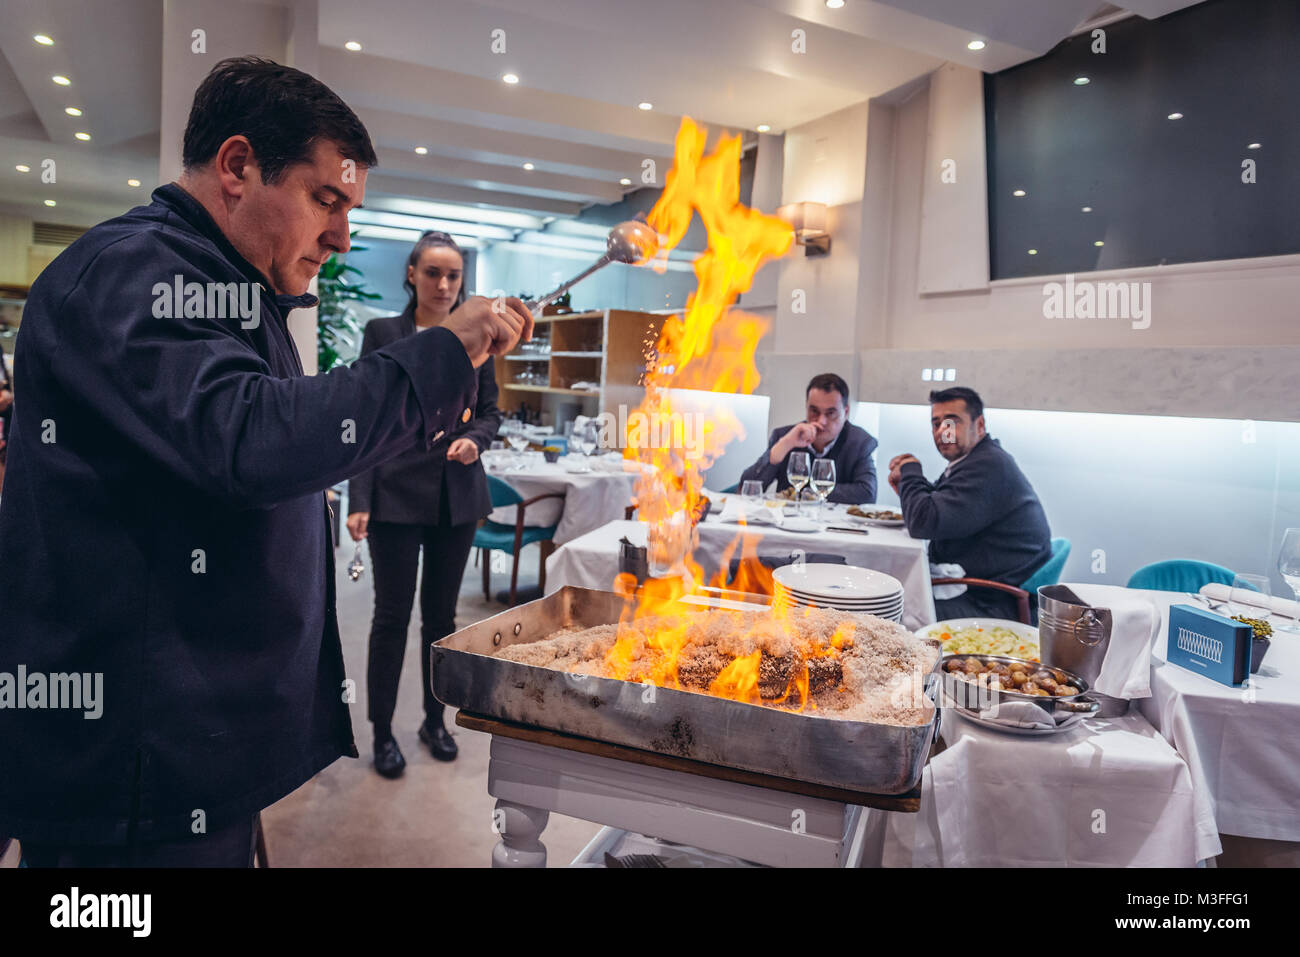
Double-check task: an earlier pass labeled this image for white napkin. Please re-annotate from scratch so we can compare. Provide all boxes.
[1201,582,1300,622]
[985,698,1056,730]
[930,563,967,600]
[718,497,783,527]
[1064,584,1157,699]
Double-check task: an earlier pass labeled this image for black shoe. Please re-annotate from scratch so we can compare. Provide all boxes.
[418,721,458,762]
[373,737,406,778]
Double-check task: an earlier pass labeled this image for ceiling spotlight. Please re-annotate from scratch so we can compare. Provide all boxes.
[619,177,632,186]
[414,146,428,155]
[344,40,362,51]
[967,40,986,51]
[756,124,771,133]
[16,165,31,173]
[1081,206,1093,213]
[75,131,91,141]
[502,73,519,84]
[638,102,653,111]
[1094,240,1105,247]
[52,75,71,86]
[64,106,82,116]
[826,0,845,8]
[1248,142,1261,150]
[34,34,54,46]
[522,162,534,170]
[1167,112,1183,120]
[1027,248,1038,255]
[1012,189,1026,197]
[128,178,141,187]
[45,199,57,206]
[1073,76,1090,86]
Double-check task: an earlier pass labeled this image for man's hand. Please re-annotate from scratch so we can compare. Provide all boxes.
[887,454,920,495]
[769,421,819,464]
[346,512,369,541]
[442,295,534,368]
[446,437,479,465]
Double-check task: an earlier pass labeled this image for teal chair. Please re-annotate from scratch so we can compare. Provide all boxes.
[474,476,564,606]
[930,537,1071,625]
[1023,538,1072,595]
[1126,559,1237,593]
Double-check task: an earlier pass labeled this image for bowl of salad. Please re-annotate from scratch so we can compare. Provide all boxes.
[915,618,1040,661]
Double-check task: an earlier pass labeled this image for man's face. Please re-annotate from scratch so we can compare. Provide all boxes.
[931,399,985,461]
[805,388,848,448]
[227,139,366,295]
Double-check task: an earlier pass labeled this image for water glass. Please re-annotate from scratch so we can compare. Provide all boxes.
[1229,574,1273,622]
[1277,528,1300,632]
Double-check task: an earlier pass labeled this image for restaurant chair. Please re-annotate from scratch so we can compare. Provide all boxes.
[474,476,564,606]
[1125,559,1237,593]
[930,538,1071,626]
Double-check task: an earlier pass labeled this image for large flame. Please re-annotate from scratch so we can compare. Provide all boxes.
[596,118,853,711]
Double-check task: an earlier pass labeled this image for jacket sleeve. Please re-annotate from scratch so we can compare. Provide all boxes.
[897,457,1011,540]
[48,244,476,510]
[461,360,503,452]
[828,431,877,504]
[738,428,786,491]
[345,320,382,514]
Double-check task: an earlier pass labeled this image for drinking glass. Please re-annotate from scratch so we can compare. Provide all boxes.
[740,480,763,500]
[786,452,811,516]
[1229,574,1273,622]
[810,458,836,521]
[577,421,600,457]
[503,420,529,468]
[1276,528,1300,632]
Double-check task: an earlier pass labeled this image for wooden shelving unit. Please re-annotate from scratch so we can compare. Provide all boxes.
[493,308,668,421]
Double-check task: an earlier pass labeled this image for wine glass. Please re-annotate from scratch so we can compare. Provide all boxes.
[786,451,811,517]
[1276,528,1300,633]
[577,421,600,458]
[503,420,529,468]
[1229,574,1272,623]
[810,457,836,521]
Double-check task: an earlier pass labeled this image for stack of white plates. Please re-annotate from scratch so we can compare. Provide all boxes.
[771,564,904,622]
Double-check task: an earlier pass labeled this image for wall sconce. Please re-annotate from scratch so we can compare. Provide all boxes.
[777,201,831,257]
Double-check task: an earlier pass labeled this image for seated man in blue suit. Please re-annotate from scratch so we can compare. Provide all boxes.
[740,373,877,504]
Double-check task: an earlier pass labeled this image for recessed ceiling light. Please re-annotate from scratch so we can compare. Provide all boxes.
[1167,112,1183,120]
[1081,206,1092,213]
[44,199,57,206]
[522,162,534,170]
[1012,189,1026,197]
[64,106,82,116]
[502,73,519,84]
[52,75,70,86]
[1248,142,1261,150]
[344,40,362,51]
[414,146,428,155]
[15,165,31,173]
[619,178,632,186]
[1027,248,1038,255]
[756,124,771,133]
[825,0,845,8]
[127,178,141,187]
[34,34,54,46]
[74,131,91,141]
[1073,76,1090,86]
[967,40,986,51]
[1094,240,1105,247]
[638,102,653,111]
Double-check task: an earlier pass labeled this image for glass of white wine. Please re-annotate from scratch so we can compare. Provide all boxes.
[786,451,811,517]
[810,458,836,522]
[1276,528,1300,633]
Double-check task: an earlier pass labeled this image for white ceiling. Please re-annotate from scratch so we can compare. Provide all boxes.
[0,0,1205,234]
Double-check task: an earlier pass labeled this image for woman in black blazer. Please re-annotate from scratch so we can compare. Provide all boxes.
[346,231,502,778]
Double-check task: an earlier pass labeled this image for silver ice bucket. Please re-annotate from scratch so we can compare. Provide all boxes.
[1036,584,1131,717]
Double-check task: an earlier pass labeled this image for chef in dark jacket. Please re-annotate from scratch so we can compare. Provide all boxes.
[0,56,532,866]
[346,231,502,777]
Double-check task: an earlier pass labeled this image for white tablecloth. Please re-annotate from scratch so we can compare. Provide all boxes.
[1061,584,1300,844]
[545,515,937,630]
[485,455,642,546]
[866,709,1219,867]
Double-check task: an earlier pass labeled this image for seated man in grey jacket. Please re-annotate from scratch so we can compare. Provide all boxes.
[740,373,877,504]
[889,387,1052,621]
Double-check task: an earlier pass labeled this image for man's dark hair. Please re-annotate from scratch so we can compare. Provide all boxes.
[929,386,984,419]
[182,56,378,185]
[807,373,849,407]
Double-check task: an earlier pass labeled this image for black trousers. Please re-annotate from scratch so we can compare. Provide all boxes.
[19,814,258,867]
[365,515,477,733]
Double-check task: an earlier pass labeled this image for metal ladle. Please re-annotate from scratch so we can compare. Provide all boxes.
[524,220,659,313]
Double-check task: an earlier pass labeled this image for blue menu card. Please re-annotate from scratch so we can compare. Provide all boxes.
[1166,603,1251,686]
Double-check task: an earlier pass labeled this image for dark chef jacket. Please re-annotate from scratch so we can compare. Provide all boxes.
[347,304,501,527]
[0,184,478,844]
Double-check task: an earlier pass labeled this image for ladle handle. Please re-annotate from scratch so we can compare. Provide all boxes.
[524,253,613,314]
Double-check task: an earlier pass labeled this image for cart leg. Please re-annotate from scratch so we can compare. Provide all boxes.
[491,799,549,868]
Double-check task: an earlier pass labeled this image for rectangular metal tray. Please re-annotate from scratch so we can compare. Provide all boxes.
[431,586,941,795]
